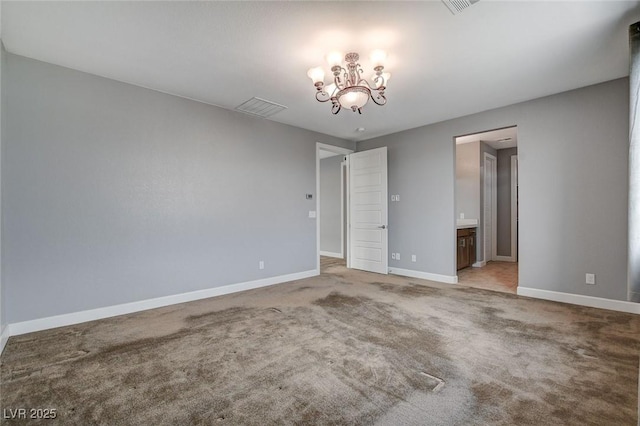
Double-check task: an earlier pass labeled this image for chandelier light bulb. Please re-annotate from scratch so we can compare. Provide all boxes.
[370,49,387,68]
[307,67,325,84]
[326,51,344,67]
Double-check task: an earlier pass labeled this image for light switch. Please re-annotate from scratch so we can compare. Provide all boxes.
[308,211,317,218]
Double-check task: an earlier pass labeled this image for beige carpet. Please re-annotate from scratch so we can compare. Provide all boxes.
[1,260,638,425]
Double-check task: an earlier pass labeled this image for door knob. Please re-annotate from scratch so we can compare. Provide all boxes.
[378,225,387,229]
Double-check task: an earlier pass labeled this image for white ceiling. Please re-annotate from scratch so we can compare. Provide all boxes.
[3,1,639,142]
[456,126,517,150]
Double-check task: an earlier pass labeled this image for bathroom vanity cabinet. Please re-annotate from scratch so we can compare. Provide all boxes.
[456,228,476,270]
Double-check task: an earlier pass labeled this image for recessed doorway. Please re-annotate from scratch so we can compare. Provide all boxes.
[454,126,519,294]
[316,143,353,273]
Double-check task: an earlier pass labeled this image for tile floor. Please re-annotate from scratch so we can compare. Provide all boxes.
[456,261,518,294]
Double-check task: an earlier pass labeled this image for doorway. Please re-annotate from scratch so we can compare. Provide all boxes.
[317,143,352,273]
[316,144,389,275]
[454,126,519,294]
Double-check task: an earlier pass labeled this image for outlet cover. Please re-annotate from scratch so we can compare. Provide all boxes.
[259,261,265,270]
[396,253,401,260]
[411,255,417,262]
[391,253,396,260]
[586,273,596,285]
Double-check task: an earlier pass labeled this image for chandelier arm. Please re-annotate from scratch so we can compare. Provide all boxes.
[370,90,387,106]
[372,74,386,88]
[334,67,347,88]
[355,67,365,85]
[342,70,350,86]
[331,102,341,114]
[358,80,376,90]
[315,90,331,102]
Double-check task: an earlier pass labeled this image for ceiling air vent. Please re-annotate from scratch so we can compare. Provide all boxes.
[442,0,480,15]
[235,97,287,118]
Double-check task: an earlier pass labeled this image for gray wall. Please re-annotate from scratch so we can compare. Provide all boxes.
[358,78,630,302]
[3,53,353,323]
[320,155,343,255]
[455,141,480,221]
[497,147,518,257]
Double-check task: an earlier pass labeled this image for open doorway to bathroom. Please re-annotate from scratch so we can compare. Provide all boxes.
[454,126,518,294]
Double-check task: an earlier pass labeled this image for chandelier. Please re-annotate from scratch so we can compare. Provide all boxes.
[307,50,391,114]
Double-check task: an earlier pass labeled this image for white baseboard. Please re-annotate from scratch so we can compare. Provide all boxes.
[517,287,640,315]
[472,261,486,268]
[494,256,515,262]
[0,324,8,355]
[319,251,343,259]
[389,267,458,284]
[8,269,319,337]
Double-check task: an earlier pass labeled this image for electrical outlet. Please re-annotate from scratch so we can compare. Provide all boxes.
[259,261,265,270]
[460,213,465,219]
[308,211,316,218]
[391,195,396,202]
[586,273,595,285]
[396,253,401,260]
[411,255,417,262]
[391,253,396,260]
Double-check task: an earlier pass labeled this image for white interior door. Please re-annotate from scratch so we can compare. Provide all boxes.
[349,147,388,274]
[483,153,497,262]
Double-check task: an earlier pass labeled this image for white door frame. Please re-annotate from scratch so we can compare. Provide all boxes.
[510,155,518,262]
[483,152,497,263]
[316,143,354,273]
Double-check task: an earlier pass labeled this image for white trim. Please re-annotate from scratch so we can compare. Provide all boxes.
[316,143,353,273]
[389,267,458,284]
[495,255,514,262]
[8,269,318,337]
[0,325,8,355]
[472,260,487,268]
[319,251,343,259]
[345,155,351,269]
[517,287,640,315]
[510,155,518,262]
